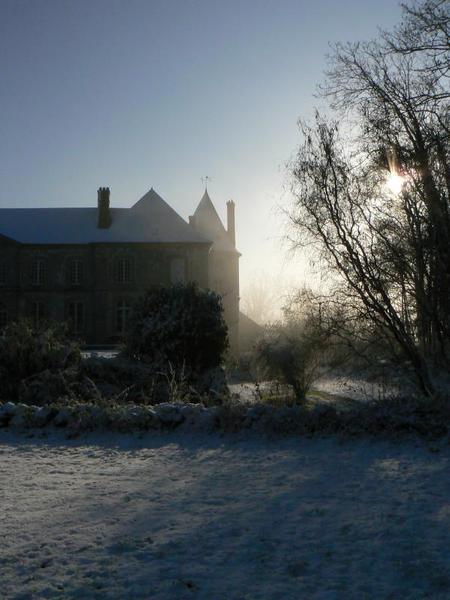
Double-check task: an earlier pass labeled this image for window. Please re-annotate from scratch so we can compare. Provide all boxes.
[31,260,46,286]
[67,302,84,333]
[170,258,186,284]
[0,262,6,286]
[30,301,46,328]
[116,258,132,283]
[0,303,7,329]
[116,300,132,334]
[69,260,84,285]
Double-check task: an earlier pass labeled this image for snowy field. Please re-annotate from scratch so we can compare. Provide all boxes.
[1,432,450,600]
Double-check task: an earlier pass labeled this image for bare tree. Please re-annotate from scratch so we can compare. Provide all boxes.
[384,0,450,79]
[288,0,449,395]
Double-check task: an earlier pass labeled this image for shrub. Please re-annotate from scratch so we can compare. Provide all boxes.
[124,283,229,375]
[0,320,81,401]
[255,320,327,404]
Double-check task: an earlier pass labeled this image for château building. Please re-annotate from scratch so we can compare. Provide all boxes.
[0,187,240,352]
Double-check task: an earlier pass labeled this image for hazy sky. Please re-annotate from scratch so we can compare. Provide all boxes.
[1,0,403,294]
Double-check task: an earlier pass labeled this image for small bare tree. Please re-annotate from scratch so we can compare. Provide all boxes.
[255,289,331,403]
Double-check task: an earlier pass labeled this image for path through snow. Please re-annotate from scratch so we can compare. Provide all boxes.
[1,432,450,599]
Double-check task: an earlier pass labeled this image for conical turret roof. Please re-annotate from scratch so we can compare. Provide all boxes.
[192,190,238,253]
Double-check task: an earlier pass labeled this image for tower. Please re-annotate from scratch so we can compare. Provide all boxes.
[189,190,240,355]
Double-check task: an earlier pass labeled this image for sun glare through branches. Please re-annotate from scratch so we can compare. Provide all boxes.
[385,172,407,195]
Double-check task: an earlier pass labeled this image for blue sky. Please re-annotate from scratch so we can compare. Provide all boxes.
[1,0,403,291]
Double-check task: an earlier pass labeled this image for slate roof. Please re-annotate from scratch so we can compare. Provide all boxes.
[0,189,211,245]
[192,190,239,254]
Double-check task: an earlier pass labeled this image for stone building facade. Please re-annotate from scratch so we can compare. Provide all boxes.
[0,187,240,351]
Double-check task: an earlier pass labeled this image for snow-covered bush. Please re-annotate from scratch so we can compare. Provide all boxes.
[124,283,229,375]
[342,392,450,438]
[255,320,327,403]
[0,320,81,402]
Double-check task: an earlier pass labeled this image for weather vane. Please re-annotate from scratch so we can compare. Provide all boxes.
[201,176,212,191]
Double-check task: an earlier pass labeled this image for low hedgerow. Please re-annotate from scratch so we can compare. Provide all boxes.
[0,392,449,438]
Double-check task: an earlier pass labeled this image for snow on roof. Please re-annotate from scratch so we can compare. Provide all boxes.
[0,188,212,245]
[193,190,239,254]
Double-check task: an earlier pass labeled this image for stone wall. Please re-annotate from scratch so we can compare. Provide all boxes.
[0,240,210,344]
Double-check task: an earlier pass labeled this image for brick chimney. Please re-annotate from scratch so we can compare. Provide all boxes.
[227,200,235,246]
[97,187,111,229]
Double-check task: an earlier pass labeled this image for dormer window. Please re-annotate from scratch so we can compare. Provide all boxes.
[116,258,132,284]
[31,259,46,286]
[69,260,84,285]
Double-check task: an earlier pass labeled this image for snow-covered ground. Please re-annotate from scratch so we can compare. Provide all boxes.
[228,378,390,405]
[229,374,418,405]
[312,376,397,402]
[1,432,450,599]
